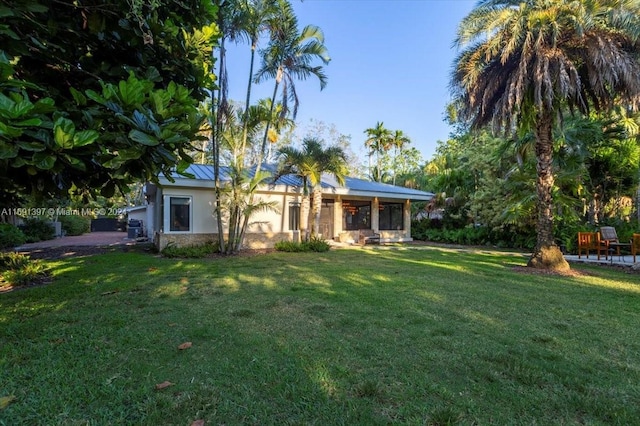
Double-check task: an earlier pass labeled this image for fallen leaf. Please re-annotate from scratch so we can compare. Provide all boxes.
[0,395,16,409]
[155,381,173,390]
[178,342,192,350]
[190,420,205,426]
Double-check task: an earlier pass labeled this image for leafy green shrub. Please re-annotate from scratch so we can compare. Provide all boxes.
[0,223,26,249]
[19,218,55,243]
[161,242,218,258]
[0,252,48,287]
[275,237,330,253]
[59,215,91,236]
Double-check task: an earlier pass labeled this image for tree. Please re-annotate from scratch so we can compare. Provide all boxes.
[389,129,411,185]
[254,2,330,167]
[0,0,218,202]
[364,121,391,182]
[451,0,640,270]
[276,138,347,241]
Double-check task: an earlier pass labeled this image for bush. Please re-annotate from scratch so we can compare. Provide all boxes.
[19,218,55,243]
[161,242,218,258]
[275,236,330,253]
[59,215,91,236]
[0,252,48,287]
[0,223,26,249]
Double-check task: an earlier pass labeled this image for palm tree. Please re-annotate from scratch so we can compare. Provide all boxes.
[364,121,391,182]
[389,129,411,185]
[451,0,640,270]
[234,0,279,156]
[254,1,330,165]
[276,138,347,241]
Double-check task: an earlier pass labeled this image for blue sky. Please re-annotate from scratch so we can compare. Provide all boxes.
[225,0,476,162]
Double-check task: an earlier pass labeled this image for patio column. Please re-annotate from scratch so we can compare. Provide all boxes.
[372,197,379,231]
[333,197,343,237]
[404,199,411,239]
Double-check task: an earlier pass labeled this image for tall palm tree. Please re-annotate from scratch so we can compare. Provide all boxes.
[451,0,640,270]
[254,1,330,165]
[276,138,347,241]
[389,129,411,185]
[234,0,279,156]
[364,121,391,182]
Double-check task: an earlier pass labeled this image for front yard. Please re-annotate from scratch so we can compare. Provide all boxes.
[1,246,639,424]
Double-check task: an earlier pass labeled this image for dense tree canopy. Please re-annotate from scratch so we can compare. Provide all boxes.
[0,0,218,203]
[451,0,640,270]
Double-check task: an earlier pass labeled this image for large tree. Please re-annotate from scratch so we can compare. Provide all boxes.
[276,138,347,241]
[363,121,391,182]
[451,0,640,270]
[0,0,218,203]
[254,1,330,165]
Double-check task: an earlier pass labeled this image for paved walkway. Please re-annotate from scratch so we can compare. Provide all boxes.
[564,253,638,268]
[15,231,136,250]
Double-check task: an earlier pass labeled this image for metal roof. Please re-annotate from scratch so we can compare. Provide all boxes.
[162,164,434,201]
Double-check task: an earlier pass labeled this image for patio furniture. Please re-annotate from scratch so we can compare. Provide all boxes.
[577,232,607,260]
[359,229,381,245]
[632,234,640,263]
[600,226,626,257]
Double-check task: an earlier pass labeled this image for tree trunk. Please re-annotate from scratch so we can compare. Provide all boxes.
[212,32,227,254]
[311,186,322,237]
[300,193,311,242]
[527,111,569,271]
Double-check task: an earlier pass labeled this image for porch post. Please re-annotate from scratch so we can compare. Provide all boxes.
[372,197,379,231]
[404,199,411,239]
[333,197,342,238]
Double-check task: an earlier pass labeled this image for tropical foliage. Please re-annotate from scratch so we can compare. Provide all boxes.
[211,0,331,253]
[450,0,640,269]
[276,138,347,241]
[0,0,218,204]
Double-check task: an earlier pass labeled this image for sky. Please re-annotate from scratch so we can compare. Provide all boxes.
[225,0,477,163]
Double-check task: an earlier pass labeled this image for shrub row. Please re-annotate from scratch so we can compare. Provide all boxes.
[275,237,330,252]
[412,217,640,254]
[161,242,219,258]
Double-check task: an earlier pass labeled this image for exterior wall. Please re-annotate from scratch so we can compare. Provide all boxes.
[154,183,417,249]
[154,230,299,251]
[161,187,217,234]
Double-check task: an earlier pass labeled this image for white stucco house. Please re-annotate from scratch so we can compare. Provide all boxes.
[139,164,434,250]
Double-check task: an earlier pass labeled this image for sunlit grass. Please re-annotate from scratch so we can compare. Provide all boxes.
[1,246,639,424]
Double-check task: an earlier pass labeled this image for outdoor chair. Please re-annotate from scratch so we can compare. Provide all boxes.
[359,229,381,245]
[599,226,624,257]
[632,234,640,263]
[577,232,607,260]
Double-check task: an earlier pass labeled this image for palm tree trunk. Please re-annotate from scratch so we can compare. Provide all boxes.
[212,33,227,254]
[311,185,322,236]
[300,193,311,241]
[527,110,569,270]
[241,41,258,155]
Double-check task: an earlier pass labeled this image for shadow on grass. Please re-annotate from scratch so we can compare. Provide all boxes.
[2,247,640,424]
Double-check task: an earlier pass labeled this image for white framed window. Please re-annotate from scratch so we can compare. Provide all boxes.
[164,196,192,233]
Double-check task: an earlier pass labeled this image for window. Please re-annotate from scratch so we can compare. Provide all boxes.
[379,202,404,230]
[289,203,300,230]
[169,197,191,232]
[342,200,371,230]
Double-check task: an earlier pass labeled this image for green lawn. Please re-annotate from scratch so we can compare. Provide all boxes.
[1,246,639,425]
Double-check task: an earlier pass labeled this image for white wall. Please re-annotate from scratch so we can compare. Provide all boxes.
[162,187,217,234]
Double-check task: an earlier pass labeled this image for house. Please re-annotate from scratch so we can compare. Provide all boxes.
[141,164,434,250]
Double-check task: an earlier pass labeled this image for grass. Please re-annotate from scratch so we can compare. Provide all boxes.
[1,245,639,425]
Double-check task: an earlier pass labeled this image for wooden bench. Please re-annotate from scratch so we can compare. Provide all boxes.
[359,229,380,245]
[577,231,607,260]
